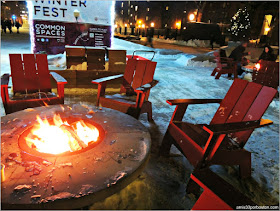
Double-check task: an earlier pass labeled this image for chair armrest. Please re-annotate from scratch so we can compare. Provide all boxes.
[220,57,233,61]
[203,119,273,135]
[91,74,123,84]
[134,80,159,93]
[167,99,222,106]
[50,72,67,84]
[1,74,10,86]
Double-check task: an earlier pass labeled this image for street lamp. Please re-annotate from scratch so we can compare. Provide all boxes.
[189,13,195,22]
[150,22,155,27]
[175,21,181,29]
[73,9,80,21]
[265,27,271,32]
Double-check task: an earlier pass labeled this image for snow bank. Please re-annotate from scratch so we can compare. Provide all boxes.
[154,38,220,48]
[47,52,66,69]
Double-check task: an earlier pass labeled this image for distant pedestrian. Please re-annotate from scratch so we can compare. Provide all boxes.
[228,41,250,77]
[258,45,276,62]
[144,27,154,48]
[15,20,21,34]
[164,27,170,39]
[2,19,7,33]
[6,19,12,33]
[210,34,215,50]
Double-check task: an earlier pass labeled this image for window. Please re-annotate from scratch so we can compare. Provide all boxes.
[146,16,149,21]
[166,6,169,11]
[147,8,150,11]
[184,10,186,13]
[121,2,123,7]
[135,15,137,21]
[130,14,133,17]
[135,6,138,11]
[121,10,123,15]
[131,5,133,8]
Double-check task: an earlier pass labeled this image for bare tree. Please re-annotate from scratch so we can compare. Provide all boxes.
[194,1,207,22]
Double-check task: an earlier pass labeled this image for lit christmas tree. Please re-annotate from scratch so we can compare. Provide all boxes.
[229,7,251,40]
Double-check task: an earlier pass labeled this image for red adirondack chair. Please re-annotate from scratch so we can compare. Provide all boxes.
[92,51,157,121]
[211,50,237,79]
[252,60,279,89]
[160,79,277,178]
[1,54,67,114]
[189,168,256,210]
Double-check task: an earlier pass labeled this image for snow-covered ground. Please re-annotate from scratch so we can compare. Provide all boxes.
[1,32,279,209]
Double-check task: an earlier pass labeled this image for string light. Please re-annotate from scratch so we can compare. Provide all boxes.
[229,7,251,39]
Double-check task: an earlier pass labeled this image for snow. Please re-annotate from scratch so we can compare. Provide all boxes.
[153,37,220,48]
[1,31,279,209]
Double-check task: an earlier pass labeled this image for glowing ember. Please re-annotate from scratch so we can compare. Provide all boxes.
[255,63,261,71]
[25,114,99,154]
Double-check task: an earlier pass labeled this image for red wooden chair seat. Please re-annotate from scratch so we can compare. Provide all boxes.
[211,50,238,79]
[1,54,67,114]
[190,168,256,210]
[160,79,277,178]
[92,51,158,121]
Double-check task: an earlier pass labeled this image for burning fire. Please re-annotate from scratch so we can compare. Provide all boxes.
[25,114,99,154]
[255,63,261,71]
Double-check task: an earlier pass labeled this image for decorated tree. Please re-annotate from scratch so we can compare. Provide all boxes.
[229,7,251,40]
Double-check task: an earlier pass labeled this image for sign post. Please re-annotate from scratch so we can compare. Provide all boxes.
[27,1,115,55]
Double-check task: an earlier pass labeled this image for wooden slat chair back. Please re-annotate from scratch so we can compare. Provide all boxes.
[65,46,105,70]
[92,53,158,121]
[10,54,51,94]
[1,54,67,114]
[252,60,279,89]
[66,47,86,69]
[120,58,156,100]
[210,79,276,147]
[108,49,126,72]
[211,50,237,79]
[160,79,276,178]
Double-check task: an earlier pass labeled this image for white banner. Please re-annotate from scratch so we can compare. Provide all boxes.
[30,0,113,26]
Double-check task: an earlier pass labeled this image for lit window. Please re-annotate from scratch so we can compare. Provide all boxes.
[130,14,133,17]
[147,8,150,11]
[135,6,138,11]
[131,5,133,8]
[121,2,123,7]
[184,10,186,13]
[165,24,167,27]
[146,16,149,21]
[135,15,137,21]
[166,6,169,10]
[121,10,123,15]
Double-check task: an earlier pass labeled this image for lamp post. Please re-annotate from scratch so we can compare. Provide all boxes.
[189,13,195,22]
[74,9,80,21]
[124,23,127,35]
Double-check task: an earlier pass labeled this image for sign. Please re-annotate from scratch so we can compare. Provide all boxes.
[27,1,114,54]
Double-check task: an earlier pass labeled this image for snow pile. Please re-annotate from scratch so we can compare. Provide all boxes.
[154,38,219,48]
[187,59,216,67]
[47,52,66,69]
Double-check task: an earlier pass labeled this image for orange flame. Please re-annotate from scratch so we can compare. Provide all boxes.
[25,114,99,154]
[255,63,261,71]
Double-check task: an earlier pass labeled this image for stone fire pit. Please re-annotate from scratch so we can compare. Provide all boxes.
[1,104,151,209]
